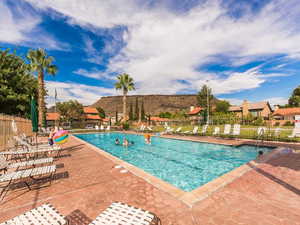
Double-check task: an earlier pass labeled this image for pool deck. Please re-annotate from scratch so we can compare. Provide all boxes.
[1,134,300,224]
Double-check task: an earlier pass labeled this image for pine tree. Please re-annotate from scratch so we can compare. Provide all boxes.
[129,103,133,120]
[134,97,139,121]
[141,100,145,121]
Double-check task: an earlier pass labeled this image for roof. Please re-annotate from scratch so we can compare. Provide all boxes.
[46,113,60,121]
[229,102,269,111]
[150,116,170,122]
[102,118,110,122]
[273,107,300,116]
[188,107,202,115]
[85,114,101,120]
[83,107,98,114]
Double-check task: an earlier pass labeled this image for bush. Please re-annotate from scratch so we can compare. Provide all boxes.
[252,117,265,126]
[274,122,280,126]
[283,121,294,126]
[122,122,130,130]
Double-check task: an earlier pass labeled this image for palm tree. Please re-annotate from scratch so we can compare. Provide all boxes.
[114,73,135,122]
[27,48,58,127]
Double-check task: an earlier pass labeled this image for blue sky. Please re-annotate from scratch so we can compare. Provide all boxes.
[1,0,300,106]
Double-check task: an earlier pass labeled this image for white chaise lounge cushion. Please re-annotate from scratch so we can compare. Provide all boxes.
[89,202,155,225]
[0,203,66,225]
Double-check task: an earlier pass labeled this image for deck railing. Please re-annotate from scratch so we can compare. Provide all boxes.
[0,114,33,151]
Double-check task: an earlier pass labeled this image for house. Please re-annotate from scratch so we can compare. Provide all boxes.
[272,107,300,125]
[83,107,101,127]
[46,112,60,127]
[150,116,170,125]
[187,106,203,122]
[228,100,272,119]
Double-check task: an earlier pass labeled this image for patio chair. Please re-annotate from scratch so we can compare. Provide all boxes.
[223,124,231,135]
[89,202,161,225]
[0,155,53,172]
[212,127,220,136]
[0,165,56,200]
[0,203,67,225]
[147,126,153,131]
[257,127,267,137]
[200,125,208,135]
[232,124,241,136]
[175,127,182,133]
[288,128,300,138]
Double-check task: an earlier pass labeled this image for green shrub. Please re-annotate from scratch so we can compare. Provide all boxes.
[122,122,130,130]
[274,122,280,126]
[283,121,293,126]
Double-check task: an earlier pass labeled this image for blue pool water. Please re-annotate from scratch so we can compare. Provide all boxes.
[75,132,273,191]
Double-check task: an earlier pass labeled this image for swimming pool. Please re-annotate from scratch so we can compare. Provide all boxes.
[75,132,273,191]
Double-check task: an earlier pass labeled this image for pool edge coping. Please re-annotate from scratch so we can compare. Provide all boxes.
[71,133,285,207]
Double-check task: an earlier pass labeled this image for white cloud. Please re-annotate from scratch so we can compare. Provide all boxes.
[263,97,288,106]
[0,1,68,50]
[24,0,300,97]
[45,81,117,106]
[73,68,114,80]
[83,36,103,64]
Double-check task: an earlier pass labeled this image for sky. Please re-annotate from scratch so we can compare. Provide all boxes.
[1,0,300,107]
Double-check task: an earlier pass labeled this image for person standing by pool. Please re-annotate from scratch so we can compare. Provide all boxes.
[48,128,55,146]
[145,134,151,144]
[123,138,129,147]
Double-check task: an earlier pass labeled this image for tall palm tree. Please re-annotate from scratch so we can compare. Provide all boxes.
[114,73,135,122]
[27,48,58,127]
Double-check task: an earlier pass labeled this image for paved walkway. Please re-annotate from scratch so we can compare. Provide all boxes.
[0,136,300,224]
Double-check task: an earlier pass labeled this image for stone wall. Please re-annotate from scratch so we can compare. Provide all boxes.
[91,95,199,116]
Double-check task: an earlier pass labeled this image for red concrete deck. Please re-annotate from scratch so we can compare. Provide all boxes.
[1,136,300,224]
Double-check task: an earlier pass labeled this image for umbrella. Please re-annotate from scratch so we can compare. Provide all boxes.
[31,97,38,133]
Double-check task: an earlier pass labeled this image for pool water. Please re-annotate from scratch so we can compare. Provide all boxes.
[75,132,273,191]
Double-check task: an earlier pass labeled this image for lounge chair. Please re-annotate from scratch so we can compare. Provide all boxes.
[106,126,111,131]
[0,203,67,225]
[147,126,153,131]
[95,125,99,130]
[0,165,56,199]
[288,128,300,138]
[100,125,104,131]
[223,124,231,135]
[232,124,241,136]
[212,127,220,136]
[257,127,267,137]
[200,125,208,135]
[0,155,53,172]
[175,127,182,133]
[89,202,161,225]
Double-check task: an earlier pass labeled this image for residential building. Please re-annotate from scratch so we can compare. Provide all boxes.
[187,106,203,122]
[272,107,300,125]
[150,116,170,125]
[46,112,60,127]
[228,100,272,119]
[83,107,101,127]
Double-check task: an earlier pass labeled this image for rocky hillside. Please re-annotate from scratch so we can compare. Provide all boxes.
[91,95,199,116]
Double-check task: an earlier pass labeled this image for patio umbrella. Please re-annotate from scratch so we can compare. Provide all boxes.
[31,97,38,133]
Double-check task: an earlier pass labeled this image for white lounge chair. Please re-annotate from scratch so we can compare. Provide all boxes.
[232,124,241,136]
[89,202,161,225]
[257,127,267,137]
[212,127,220,135]
[288,128,300,138]
[0,155,53,171]
[0,203,67,225]
[200,125,208,135]
[147,126,153,131]
[175,127,182,133]
[223,124,231,135]
[0,165,56,199]
[106,126,111,131]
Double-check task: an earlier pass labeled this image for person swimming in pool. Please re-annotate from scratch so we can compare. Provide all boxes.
[123,138,129,147]
[115,138,120,145]
[145,134,151,144]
